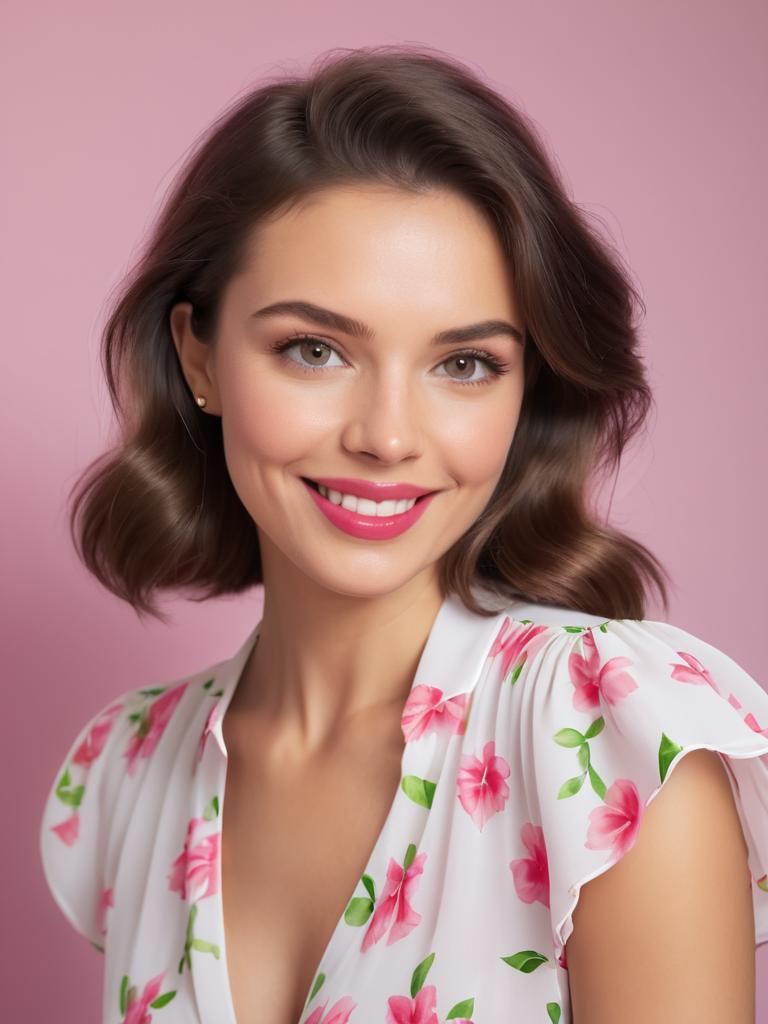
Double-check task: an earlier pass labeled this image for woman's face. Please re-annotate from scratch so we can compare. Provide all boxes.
[171,184,526,598]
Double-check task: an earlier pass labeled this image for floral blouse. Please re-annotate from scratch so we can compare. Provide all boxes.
[39,592,768,1023]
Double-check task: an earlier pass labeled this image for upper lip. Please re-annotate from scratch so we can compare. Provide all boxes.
[305,476,438,501]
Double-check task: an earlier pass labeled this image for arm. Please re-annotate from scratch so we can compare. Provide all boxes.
[565,748,755,1023]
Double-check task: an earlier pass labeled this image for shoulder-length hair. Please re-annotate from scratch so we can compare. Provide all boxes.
[70,44,670,624]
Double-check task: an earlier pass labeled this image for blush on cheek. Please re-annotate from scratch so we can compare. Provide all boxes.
[438,409,519,489]
[222,375,324,466]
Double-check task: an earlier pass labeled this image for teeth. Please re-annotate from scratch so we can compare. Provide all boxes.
[317,485,417,516]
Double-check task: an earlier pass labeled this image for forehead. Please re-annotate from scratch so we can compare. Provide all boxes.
[230,184,518,323]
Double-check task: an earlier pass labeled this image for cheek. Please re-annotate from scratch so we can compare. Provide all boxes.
[218,367,335,468]
[433,391,521,489]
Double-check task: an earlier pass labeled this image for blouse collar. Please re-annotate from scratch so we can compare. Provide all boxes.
[205,589,509,760]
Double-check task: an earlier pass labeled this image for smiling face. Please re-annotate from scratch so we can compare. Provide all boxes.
[170,183,526,599]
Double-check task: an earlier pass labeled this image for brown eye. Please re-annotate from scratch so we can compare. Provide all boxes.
[271,334,346,371]
[298,338,332,366]
[445,354,477,380]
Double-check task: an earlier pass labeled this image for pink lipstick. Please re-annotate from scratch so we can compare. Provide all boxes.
[301,476,439,540]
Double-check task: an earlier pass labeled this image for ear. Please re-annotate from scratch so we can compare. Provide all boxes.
[169,302,221,415]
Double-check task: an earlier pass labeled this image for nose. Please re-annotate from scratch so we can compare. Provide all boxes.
[339,365,424,464]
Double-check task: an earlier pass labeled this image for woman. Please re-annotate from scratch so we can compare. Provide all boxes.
[39,45,768,1024]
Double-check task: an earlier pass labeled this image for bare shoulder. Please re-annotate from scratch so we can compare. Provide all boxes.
[566,748,755,1023]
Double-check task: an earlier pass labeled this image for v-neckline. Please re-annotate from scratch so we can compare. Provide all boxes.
[199,590,511,1024]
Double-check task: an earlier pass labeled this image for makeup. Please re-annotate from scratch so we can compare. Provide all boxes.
[301,478,438,540]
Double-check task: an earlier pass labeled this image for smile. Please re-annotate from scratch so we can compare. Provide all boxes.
[301,477,437,540]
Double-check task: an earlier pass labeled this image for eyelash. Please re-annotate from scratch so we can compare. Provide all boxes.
[269,333,511,387]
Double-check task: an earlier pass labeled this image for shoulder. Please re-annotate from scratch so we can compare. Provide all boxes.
[565,745,756,1020]
[491,602,768,975]
[38,652,228,947]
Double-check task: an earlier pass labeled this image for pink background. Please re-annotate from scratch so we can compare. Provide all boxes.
[4,1,766,1019]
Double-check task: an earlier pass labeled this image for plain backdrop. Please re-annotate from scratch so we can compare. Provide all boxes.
[3,0,767,1019]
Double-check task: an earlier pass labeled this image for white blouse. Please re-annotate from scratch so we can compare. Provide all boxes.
[39,591,768,1023]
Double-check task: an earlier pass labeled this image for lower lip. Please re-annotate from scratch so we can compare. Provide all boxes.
[301,479,438,540]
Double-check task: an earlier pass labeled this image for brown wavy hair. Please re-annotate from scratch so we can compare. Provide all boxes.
[69,43,671,625]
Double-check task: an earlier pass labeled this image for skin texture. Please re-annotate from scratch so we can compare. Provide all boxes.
[170,184,526,755]
[566,748,756,1023]
[169,184,527,1021]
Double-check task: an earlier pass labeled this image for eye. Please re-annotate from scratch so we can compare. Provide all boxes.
[435,350,508,386]
[269,334,510,387]
[271,334,345,370]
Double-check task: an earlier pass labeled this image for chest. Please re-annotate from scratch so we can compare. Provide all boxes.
[220,714,403,1024]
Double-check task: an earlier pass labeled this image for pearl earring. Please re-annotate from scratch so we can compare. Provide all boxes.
[195,395,207,408]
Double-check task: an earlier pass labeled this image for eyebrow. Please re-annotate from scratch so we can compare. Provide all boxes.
[249,300,524,346]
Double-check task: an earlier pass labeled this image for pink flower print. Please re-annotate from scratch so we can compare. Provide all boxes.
[401,685,470,742]
[456,740,510,831]
[585,778,643,859]
[509,822,550,908]
[726,693,768,737]
[361,850,427,952]
[123,971,166,1024]
[72,704,124,768]
[123,682,188,776]
[302,996,357,1024]
[386,983,439,1024]
[50,810,80,846]
[167,817,219,903]
[489,616,550,680]
[569,630,637,712]
[196,700,222,764]
[98,886,115,936]
[670,651,720,694]
[743,710,768,737]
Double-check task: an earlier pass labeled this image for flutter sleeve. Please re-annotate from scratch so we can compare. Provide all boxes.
[524,617,768,966]
[38,688,138,950]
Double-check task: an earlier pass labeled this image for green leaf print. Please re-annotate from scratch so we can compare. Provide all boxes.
[178,902,221,972]
[55,767,85,808]
[401,774,437,808]
[138,686,168,696]
[553,728,586,748]
[403,842,417,871]
[410,952,435,997]
[583,716,605,739]
[90,940,105,954]
[547,1002,562,1022]
[202,795,220,820]
[150,990,177,1009]
[501,949,549,972]
[190,938,221,957]
[658,732,683,783]
[562,626,587,634]
[557,774,585,799]
[202,678,215,689]
[305,971,326,1007]
[587,763,607,800]
[344,896,374,925]
[757,875,768,892]
[362,873,376,902]
[446,997,475,1018]
[119,975,129,1015]
[554,716,606,800]
[507,651,528,685]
